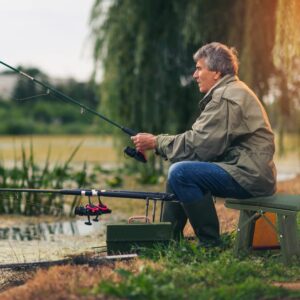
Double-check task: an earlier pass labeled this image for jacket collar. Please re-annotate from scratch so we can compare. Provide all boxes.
[200,74,238,103]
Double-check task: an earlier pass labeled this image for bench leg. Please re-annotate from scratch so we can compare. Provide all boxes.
[277,213,300,265]
[234,210,256,256]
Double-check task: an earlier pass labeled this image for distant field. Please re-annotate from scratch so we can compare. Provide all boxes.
[0,135,119,167]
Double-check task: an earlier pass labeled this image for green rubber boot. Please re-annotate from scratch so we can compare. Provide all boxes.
[161,185,187,241]
[182,192,220,247]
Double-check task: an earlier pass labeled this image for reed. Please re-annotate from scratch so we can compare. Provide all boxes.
[0,141,92,216]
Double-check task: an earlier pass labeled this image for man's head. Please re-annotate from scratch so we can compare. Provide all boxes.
[192,42,239,93]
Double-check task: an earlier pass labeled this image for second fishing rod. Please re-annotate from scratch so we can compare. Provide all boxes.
[0,60,146,163]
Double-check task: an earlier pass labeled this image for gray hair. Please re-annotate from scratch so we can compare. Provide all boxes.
[193,42,239,76]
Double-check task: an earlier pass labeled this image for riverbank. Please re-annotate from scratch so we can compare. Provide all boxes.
[0,176,299,299]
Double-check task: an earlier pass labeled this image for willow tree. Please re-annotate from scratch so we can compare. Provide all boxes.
[273,0,300,154]
[90,1,191,179]
[274,0,300,76]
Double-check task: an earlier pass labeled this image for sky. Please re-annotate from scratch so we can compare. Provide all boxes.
[0,0,96,81]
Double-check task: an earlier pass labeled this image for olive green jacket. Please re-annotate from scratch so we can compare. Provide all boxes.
[156,75,277,196]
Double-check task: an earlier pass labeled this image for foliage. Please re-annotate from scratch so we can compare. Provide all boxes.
[0,140,129,215]
[0,141,96,216]
[0,68,103,135]
[95,237,300,300]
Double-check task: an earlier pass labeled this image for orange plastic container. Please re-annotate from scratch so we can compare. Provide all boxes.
[252,212,280,249]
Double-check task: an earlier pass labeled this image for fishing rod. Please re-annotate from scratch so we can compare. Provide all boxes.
[0,187,175,201]
[0,60,146,163]
[0,187,176,225]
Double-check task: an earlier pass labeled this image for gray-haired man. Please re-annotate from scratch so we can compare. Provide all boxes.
[132,42,276,246]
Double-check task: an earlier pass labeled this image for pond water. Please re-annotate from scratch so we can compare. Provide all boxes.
[0,214,119,264]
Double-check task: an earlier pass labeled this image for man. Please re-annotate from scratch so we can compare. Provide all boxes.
[131,42,276,246]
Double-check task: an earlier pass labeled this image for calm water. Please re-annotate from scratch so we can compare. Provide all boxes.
[0,214,125,264]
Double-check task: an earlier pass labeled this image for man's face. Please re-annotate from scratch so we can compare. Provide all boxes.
[193,58,221,93]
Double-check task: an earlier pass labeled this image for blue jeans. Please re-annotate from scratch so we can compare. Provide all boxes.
[168,161,251,203]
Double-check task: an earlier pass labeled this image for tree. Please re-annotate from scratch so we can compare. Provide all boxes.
[234,0,277,99]
[273,0,300,154]
[273,0,300,78]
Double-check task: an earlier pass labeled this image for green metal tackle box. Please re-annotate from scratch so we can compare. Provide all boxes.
[106,222,173,255]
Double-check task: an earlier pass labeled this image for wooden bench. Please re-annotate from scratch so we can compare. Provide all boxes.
[225,194,300,265]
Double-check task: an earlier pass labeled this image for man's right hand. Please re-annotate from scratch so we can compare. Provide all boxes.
[131,133,157,152]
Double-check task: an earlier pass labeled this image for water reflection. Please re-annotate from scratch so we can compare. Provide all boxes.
[0,219,106,241]
[0,217,113,264]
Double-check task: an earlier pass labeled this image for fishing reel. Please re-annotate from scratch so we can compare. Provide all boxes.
[75,196,112,225]
[124,146,147,163]
[121,127,147,163]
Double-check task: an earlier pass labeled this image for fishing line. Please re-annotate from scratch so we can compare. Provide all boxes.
[15,89,50,101]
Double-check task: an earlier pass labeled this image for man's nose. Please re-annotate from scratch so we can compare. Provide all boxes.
[193,70,198,79]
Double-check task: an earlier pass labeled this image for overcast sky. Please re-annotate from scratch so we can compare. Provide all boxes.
[0,0,96,81]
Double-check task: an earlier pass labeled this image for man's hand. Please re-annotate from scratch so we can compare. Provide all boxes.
[131,133,157,152]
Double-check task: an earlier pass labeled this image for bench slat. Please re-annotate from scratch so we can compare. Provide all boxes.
[225,194,300,211]
[225,203,297,215]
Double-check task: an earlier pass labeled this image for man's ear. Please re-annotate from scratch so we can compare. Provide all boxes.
[214,71,221,80]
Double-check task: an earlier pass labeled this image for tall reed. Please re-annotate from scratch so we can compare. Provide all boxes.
[0,141,94,216]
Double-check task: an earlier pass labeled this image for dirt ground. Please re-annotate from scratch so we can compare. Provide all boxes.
[0,175,299,299]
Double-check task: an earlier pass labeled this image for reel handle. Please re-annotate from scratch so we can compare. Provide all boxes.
[124,146,147,163]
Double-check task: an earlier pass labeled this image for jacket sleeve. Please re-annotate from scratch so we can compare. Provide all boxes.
[156,98,244,163]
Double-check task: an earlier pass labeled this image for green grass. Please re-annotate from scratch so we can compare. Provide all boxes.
[94,235,300,300]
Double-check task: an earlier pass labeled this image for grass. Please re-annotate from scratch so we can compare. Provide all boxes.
[93,236,300,300]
